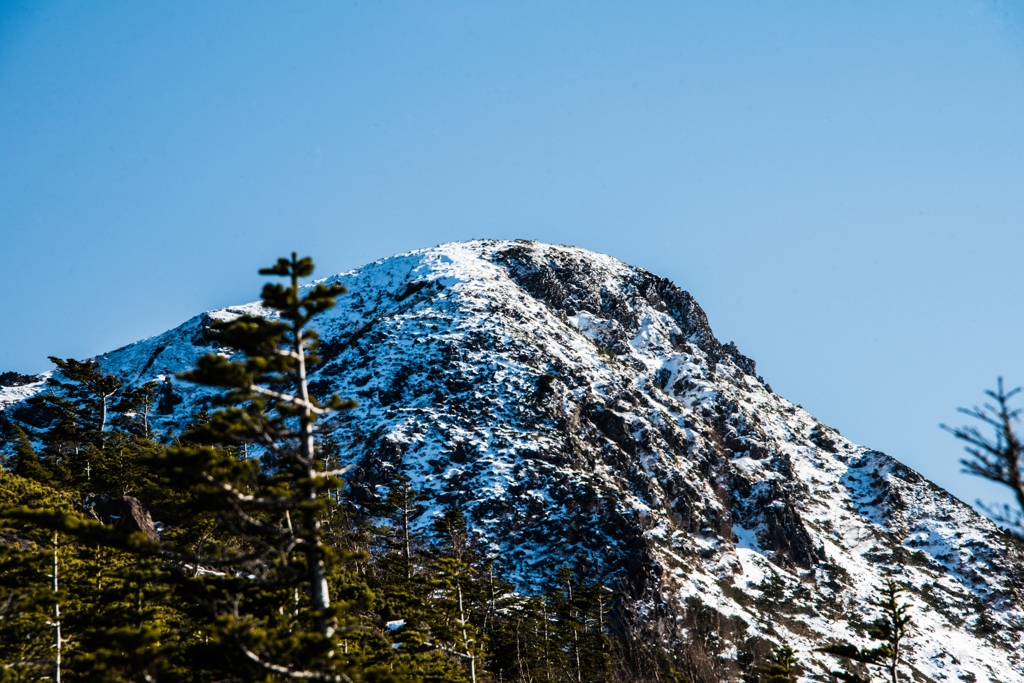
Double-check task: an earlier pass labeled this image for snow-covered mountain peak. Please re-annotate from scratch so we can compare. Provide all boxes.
[3,239,1021,682]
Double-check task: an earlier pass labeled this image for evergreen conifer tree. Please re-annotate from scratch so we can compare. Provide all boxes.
[383,472,425,581]
[820,579,912,683]
[111,381,160,439]
[868,580,912,683]
[0,467,190,683]
[944,378,1024,537]
[545,568,613,683]
[486,594,551,683]
[143,252,400,681]
[0,475,69,681]
[9,426,50,484]
[762,644,798,683]
[64,550,191,682]
[17,357,160,496]
[39,357,123,439]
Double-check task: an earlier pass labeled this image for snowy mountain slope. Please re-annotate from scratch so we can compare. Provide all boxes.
[3,240,1022,681]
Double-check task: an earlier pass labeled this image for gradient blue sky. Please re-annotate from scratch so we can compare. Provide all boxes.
[1,1,1022,513]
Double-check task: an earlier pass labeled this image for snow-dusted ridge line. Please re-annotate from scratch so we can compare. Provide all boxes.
[2,239,1021,682]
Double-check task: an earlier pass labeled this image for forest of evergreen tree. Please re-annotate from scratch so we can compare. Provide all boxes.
[0,254,929,683]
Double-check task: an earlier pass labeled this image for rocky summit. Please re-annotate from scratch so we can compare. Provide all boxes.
[3,240,1022,681]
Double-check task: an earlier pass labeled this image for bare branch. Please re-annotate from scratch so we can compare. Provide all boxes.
[423,640,475,661]
[250,385,326,415]
[202,473,296,509]
[313,466,353,479]
[240,646,352,682]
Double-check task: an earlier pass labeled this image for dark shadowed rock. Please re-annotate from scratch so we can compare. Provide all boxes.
[84,493,159,543]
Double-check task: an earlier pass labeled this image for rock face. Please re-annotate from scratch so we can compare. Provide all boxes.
[2,240,1022,681]
[84,493,159,543]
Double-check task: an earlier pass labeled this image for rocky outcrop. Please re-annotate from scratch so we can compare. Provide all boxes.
[84,493,159,543]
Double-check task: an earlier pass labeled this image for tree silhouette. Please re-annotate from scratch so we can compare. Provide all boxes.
[943,378,1023,538]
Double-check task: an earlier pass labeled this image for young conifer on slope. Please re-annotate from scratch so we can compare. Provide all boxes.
[820,579,912,683]
[762,644,798,683]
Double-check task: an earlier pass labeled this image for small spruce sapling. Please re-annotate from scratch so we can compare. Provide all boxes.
[763,644,799,683]
[383,471,426,581]
[820,579,912,683]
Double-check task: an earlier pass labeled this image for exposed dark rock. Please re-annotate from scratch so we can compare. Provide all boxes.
[395,279,429,301]
[84,494,159,543]
[809,425,838,453]
[348,436,406,505]
[722,341,756,377]
[729,472,824,569]
[645,273,722,360]
[759,493,826,569]
[190,313,219,347]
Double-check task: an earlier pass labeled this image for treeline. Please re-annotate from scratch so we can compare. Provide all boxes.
[0,461,617,682]
[0,253,904,683]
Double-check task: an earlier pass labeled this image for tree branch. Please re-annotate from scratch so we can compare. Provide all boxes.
[202,473,298,509]
[240,646,352,682]
[250,386,325,415]
[314,467,352,479]
[944,378,1024,534]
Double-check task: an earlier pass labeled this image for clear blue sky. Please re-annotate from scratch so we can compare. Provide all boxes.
[1,1,1022,512]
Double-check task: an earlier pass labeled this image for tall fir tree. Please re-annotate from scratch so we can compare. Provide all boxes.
[145,252,400,681]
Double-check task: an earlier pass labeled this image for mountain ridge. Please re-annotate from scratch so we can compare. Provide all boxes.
[3,239,1021,682]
